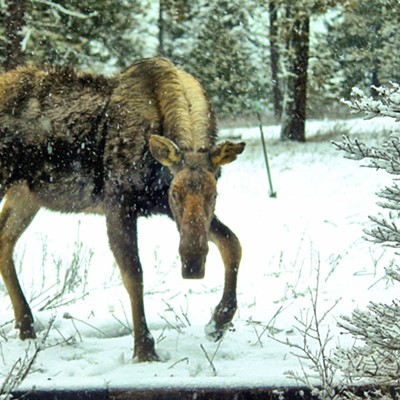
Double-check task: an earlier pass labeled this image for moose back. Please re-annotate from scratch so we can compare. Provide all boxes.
[0,57,245,361]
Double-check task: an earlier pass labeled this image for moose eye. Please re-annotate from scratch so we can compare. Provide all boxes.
[170,190,180,203]
[206,192,217,206]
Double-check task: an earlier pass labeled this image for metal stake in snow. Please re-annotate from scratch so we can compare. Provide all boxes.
[256,109,277,198]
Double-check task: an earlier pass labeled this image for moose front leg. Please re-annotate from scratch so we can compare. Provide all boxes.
[206,216,242,341]
[0,184,39,339]
[105,208,159,362]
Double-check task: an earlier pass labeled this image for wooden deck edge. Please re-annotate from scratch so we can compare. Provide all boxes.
[11,385,395,400]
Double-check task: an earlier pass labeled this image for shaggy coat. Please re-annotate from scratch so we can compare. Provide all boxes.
[0,57,244,362]
[0,58,216,212]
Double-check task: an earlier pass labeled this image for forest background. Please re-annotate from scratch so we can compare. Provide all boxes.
[1,0,397,142]
[3,0,400,394]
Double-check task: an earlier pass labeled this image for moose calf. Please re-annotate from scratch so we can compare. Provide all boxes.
[0,57,245,361]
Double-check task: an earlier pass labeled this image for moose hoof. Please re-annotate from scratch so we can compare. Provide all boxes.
[134,335,160,362]
[204,320,232,342]
[134,349,161,363]
[16,321,36,340]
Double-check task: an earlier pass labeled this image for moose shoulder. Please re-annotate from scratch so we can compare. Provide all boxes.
[0,57,245,362]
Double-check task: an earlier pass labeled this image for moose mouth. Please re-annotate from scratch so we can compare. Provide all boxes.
[179,227,209,279]
[181,254,207,279]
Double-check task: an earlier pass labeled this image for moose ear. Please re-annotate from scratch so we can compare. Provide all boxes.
[211,141,246,166]
[149,135,182,167]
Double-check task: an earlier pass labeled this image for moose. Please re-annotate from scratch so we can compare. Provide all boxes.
[0,57,245,362]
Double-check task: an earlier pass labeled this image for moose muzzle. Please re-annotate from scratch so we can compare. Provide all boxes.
[180,254,207,279]
[179,231,209,279]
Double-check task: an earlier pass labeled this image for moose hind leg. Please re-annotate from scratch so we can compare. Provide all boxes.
[206,216,242,341]
[105,208,159,362]
[0,184,39,339]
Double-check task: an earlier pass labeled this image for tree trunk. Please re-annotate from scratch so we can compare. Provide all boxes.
[280,13,310,142]
[158,0,165,56]
[269,1,282,121]
[370,64,381,97]
[4,0,26,71]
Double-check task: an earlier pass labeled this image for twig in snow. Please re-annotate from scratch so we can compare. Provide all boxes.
[200,344,217,377]
[179,295,191,327]
[168,357,189,370]
[162,299,190,329]
[156,326,167,344]
[271,258,342,400]
[111,313,132,335]
[63,312,111,340]
[0,317,54,397]
[158,314,184,334]
[251,323,264,348]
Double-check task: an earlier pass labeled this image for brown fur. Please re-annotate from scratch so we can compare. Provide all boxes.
[0,57,245,361]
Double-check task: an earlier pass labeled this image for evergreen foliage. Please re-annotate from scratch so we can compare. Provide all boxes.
[3,1,400,119]
[1,0,271,117]
[187,1,250,116]
[158,0,194,60]
[335,294,400,385]
[0,0,152,71]
[157,0,271,118]
[334,85,400,385]
[316,0,400,100]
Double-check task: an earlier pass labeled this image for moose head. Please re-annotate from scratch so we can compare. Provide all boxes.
[149,134,245,279]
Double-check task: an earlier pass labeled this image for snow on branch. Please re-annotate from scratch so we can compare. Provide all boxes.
[385,264,400,283]
[333,135,400,174]
[335,301,400,384]
[343,84,400,121]
[376,182,400,210]
[334,82,400,388]
[31,0,98,19]
[363,216,400,247]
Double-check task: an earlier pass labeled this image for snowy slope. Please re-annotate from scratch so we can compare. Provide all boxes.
[0,117,399,391]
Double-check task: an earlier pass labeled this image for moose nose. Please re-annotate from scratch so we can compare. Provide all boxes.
[178,211,209,279]
[181,256,206,279]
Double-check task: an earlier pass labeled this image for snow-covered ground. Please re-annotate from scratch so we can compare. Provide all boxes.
[1,117,399,391]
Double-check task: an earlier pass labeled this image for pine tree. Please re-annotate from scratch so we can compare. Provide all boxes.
[186,0,258,117]
[269,0,282,121]
[334,84,400,385]
[0,0,152,72]
[276,0,348,141]
[158,0,192,59]
[317,0,400,100]
[279,4,310,142]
